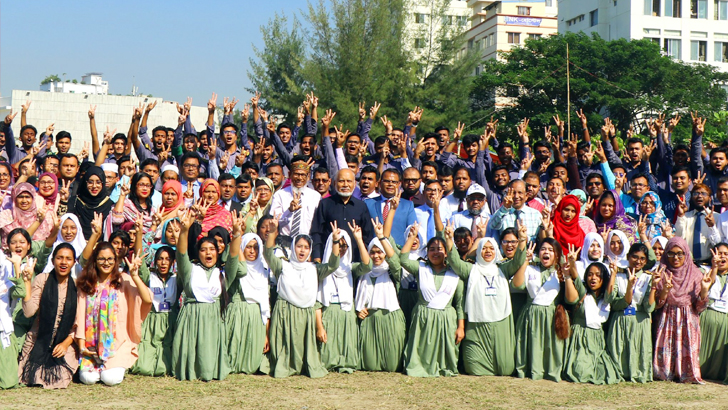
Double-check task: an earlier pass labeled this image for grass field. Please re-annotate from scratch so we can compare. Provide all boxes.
[4,371,728,409]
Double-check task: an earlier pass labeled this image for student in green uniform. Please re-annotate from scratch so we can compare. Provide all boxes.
[500,228,528,327]
[444,222,528,376]
[264,217,340,378]
[131,246,180,376]
[512,237,567,382]
[605,241,658,383]
[398,224,425,329]
[226,233,271,374]
[563,247,623,385]
[355,218,404,372]
[699,243,728,383]
[315,228,361,373]
[0,250,27,389]
[172,209,244,381]
[400,224,465,377]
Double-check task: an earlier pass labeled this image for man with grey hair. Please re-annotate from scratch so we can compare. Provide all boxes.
[310,168,374,262]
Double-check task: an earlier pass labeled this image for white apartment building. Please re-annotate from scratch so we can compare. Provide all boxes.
[558,0,728,73]
[40,73,110,95]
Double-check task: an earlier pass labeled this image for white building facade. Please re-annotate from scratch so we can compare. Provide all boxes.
[40,73,110,95]
[558,0,728,72]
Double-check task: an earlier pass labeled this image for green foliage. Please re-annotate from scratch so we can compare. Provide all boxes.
[248,0,480,135]
[40,74,61,85]
[470,32,728,144]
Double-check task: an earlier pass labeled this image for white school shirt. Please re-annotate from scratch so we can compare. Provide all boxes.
[269,186,321,236]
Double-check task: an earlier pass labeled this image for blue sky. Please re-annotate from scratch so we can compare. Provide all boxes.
[1,0,303,104]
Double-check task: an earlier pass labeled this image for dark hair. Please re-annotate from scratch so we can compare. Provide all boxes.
[42,154,59,167]
[266,163,283,174]
[626,137,643,147]
[631,172,650,183]
[438,165,454,178]
[611,163,627,173]
[453,166,470,179]
[345,133,361,144]
[221,122,239,133]
[184,132,199,141]
[52,242,77,261]
[718,176,728,186]
[548,162,568,177]
[59,153,79,165]
[425,237,448,264]
[241,161,260,174]
[299,134,316,144]
[313,167,330,177]
[129,172,153,213]
[628,242,649,260]
[586,172,606,185]
[77,242,122,294]
[497,142,513,152]
[674,143,689,153]
[109,230,131,248]
[344,154,359,164]
[19,125,38,138]
[421,133,439,143]
[152,126,167,137]
[374,136,389,147]
[711,146,728,158]
[381,168,401,181]
[181,152,201,167]
[276,123,291,134]
[501,227,518,240]
[537,237,563,264]
[421,161,439,172]
[115,155,131,167]
[290,155,310,167]
[523,171,540,181]
[533,140,551,151]
[584,262,610,298]
[434,126,450,133]
[360,165,379,180]
[111,133,127,144]
[713,242,728,251]
[140,158,160,171]
[493,164,509,174]
[576,141,590,152]
[218,173,236,184]
[55,131,72,141]
[462,134,480,147]
[423,179,441,189]
[257,214,276,234]
[453,227,472,241]
[7,228,31,248]
[670,165,690,177]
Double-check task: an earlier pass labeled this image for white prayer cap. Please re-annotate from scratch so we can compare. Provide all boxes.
[101,163,118,174]
[161,164,179,175]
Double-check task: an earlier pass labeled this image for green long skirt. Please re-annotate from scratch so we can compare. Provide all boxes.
[606,311,653,383]
[462,315,515,376]
[563,324,622,385]
[699,309,728,383]
[403,304,459,377]
[172,301,230,381]
[12,306,33,354]
[0,335,18,389]
[515,303,564,382]
[226,298,268,374]
[130,308,178,376]
[319,304,359,373]
[269,299,328,378]
[359,308,406,372]
[398,288,419,329]
[510,292,528,325]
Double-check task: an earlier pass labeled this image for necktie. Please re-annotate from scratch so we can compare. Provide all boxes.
[458,198,465,213]
[383,199,390,221]
[291,192,303,237]
[427,208,436,240]
[470,215,479,237]
[693,211,704,261]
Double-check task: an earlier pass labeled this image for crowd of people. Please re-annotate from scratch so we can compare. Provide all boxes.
[0,93,726,389]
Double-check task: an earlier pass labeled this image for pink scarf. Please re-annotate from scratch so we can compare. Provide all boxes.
[0,182,54,243]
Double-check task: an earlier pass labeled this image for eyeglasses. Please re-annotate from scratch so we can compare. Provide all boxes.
[587,181,602,186]
[632,183,648,188]
[693,192,710,197]
[39,181,55,187]
[641,201,655,206]
[182,164,199,169]
[223,130,236,135]
[137,183,152,189]
[629,255,647,262]
[666,251,685,259]
[614,172,626,178]
[403,178,420,183]
[0,173,9,178]
[502,240,518,245]
[97,257,115,265]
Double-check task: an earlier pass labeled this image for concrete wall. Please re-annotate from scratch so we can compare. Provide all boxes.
[0,90,211,157]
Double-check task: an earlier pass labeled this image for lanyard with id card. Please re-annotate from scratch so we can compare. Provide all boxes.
[714,279,728,310]
[484,275,497,297]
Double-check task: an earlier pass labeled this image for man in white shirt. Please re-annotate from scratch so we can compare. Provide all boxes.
[450,183,491,235]
[219,173,243,213]
[442,166,472,216]
[676,184,721,265]
[269,155,321,238]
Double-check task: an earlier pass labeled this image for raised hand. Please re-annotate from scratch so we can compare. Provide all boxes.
[676,197,688,218]
[652,265,665,286]
[331,221,342,242]
[91,212,103,235]
[691,111,706,136]
[516,118,530,141]
[358,101,366,121]
[390,189,401,210]
[46,123,55,136]
[4,110,17,124]
[453,122,465,141]
[476,216,490,238]
[706,209,716,228]
[59,179,71,202]
[701,270,714,293]
[207,92,218,114]
[600,226,611,244]
[289,191,302,212]
[502,188,514,208]
[369,101,381,119]
[567,244,581,264]
[347,220,363,242]
[667,114,681,132]
[21,100,32,114]
[179,208,195,231]
[575,108,587,128]
[638,214,648,238]
[231,210,247,236]
[520,151,534,171]
[526,241,537,262]
[627,267,637,286]
[443,219,454,241]
[660,220,674,239]
[371,217,384,238]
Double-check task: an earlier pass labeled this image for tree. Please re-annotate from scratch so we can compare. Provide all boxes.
[40,74,61,85]
[470,32,728,144]
[247,0,480,133]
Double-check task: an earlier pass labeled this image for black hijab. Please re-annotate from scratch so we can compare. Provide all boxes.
[22,244,78,386]
[71,166,112,239]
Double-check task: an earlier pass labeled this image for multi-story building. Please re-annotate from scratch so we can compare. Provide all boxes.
[558,0,728,73]
[40,72,110,95]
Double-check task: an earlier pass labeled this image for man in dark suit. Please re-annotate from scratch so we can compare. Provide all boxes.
[365,169,416,246]
[219,173,244,213]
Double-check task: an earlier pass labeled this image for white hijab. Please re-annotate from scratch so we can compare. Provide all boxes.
[465,238,512,323]
[401,224,425,290]
[576,232,606,281]
[649,236,668,272]
[355,238,400,312]
[317,231,354,311]
[606,230,630,269]
[43,214,86,276]
[278,234,319,308]
[240,233,271,323]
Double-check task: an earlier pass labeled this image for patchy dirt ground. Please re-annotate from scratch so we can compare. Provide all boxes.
[3,372,728,409]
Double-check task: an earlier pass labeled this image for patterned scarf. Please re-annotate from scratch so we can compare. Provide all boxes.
[80,282,118,371]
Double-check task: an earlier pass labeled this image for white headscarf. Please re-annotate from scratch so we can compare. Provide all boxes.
[606,230,630,268]
[278,234,319,308]
[239,233,271,323]
[576,232,605,281]
[465,238,511,323]
[401,225,425,290]
[43,214,86,276]
[354,238,400,312]
[317,231,354,311]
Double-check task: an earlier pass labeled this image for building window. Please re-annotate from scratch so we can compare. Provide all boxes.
[666,0,682,17]
[475,65,481,76]
[590,9,599,26]
[489,33,494,46]
[546,0,553,6]
[415,38,427,49]
[468,39,474,50]
[645,0,661,15]
[442,15,453,25]
[717,0,728,19]
[691,0,708,18]
[691,40,707,60]
[508,32,521,44]
[529,34,542,40]
[716,41,728,62]
[664,38,682,58]
[457,16,468,26]
[517,6,531,15]
[646,37,661,45]
[415,13,428,24]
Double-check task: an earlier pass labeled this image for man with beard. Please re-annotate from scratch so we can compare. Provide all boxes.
[270,155,321,243]
[446,133,488,185]
[401,167,426,206]
[441,166,469,217]
[413,133,453,170]
[365,168,416,246]
[435,126,450,155]
[484,165,510,213]
[674,183,720,265]
[310,168,374,262]
[361,136,412,174]
[449,183,491,235]
[265,163,285,192]
[355,166,379,200]
[489,179,541,242]
[659,166,693,222]
[438,165,455,199]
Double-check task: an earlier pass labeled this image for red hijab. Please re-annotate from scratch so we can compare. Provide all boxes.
[551,194,585,252]
[159,180,183,221]
[199,179,232,237]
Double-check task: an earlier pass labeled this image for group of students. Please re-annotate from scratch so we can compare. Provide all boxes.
[0,94,727,390]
